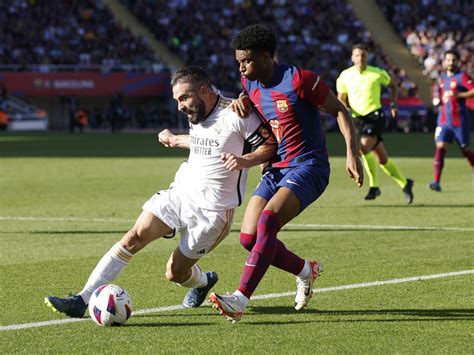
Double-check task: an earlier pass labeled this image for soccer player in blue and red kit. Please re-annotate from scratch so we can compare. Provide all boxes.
[209,24,364,322]
[429,49,474,192]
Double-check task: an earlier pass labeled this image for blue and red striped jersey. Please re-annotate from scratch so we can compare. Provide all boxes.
[438,72,474,127]
[242,64,330,168]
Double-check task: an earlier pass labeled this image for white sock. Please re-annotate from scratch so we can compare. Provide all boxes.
[233,290,249,308]
[178,264,208,288]
[297,259,311,279]
[79,242,133,304]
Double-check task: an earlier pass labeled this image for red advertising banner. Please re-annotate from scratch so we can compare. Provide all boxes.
[0,71,171,97]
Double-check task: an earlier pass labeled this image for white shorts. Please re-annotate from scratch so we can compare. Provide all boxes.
[142,185,234,259]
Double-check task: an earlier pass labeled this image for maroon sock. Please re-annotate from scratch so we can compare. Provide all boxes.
[434,147,446,183]
[238,210,280,299]
[240,233,305,275]
[462,149,474,170]
[240,232,256,251]
[271,242,305,275]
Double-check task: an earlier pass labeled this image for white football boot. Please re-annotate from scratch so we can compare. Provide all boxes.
[294,260,323,311]
[209,293,244,323]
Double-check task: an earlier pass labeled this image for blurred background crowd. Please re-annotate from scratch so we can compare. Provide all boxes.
[0,0,472,132]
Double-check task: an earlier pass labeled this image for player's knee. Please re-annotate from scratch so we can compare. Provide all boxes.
[240,232,256,251]
[120,226,149,253]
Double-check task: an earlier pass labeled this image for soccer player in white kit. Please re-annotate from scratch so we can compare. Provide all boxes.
[45,66,276,317]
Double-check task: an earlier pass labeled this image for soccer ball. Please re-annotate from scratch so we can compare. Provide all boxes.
[88,284,132,326]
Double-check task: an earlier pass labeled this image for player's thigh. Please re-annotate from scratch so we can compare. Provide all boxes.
[134,210,173,237]
[435,125,454,146]
[273,165,329,224]
[121,210,173,253]
[360,135,379,153]
[241,195,268,235]
[453,125,471,149]
[265,187,302,226]
[179,208,234,259]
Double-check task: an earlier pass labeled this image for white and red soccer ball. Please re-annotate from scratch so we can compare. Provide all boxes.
[89,284,132,326]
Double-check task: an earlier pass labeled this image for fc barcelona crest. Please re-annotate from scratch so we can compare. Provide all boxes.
[276,100,288,113]
[449,80,457,89]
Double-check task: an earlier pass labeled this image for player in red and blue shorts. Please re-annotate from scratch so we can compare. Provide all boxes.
[429,49,474,192]
[209,24,364,322]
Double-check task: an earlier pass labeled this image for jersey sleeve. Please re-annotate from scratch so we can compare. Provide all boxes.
[379,68,391,87]
[231,111,272,148]
[336,73,347,94]
[293,68,330,107]
[461,73,474,90]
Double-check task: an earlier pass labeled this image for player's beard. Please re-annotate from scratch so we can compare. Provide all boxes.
[183,99,206,124]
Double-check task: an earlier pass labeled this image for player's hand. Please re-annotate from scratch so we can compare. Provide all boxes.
[230,92,252,118]
[158,129,176,147]
[346,154,364,187]
[220,152,247,171]
[390,107,398,119]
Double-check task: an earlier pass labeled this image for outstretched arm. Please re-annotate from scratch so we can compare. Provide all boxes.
[158,129,190,149]
[320,90,364,187]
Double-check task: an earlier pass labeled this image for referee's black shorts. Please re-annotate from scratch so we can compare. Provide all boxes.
[354,109,385,140]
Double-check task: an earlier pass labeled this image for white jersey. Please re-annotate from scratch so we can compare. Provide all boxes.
[174,95,270,211]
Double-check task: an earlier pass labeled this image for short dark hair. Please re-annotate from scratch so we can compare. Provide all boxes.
[444,49,460,59]
[231,24,277,56]
[171,65,212,88]
[352,43,369,52]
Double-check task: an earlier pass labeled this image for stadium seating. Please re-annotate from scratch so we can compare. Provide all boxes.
[0,0,163,71]
[121,0,416,96]
[377,0,473,81]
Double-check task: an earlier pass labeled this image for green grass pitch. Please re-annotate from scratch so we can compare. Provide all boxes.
[1,132,473,353]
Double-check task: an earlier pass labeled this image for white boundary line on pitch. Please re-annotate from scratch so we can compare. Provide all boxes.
[1,216,473,232]
[1,269,472,332]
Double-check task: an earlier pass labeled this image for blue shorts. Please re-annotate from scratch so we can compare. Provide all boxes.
[435,125,471,148]
[252,164,330,213]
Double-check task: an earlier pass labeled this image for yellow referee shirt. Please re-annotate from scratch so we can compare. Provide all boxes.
[336,65,391,117]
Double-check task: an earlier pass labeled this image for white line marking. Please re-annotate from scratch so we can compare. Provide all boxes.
[0,216,134,223]
[1,216,473,232]
[1,270,472,332]
[283,223,474,232]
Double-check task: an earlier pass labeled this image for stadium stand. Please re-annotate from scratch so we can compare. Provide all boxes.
[120,0,417,97]
[0,0,427,131]
[377,0,473,81]
[0,0,163,71]
[377,0,473,125]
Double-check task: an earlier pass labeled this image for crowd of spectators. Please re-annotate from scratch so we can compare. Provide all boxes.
[122,0,417,96]
[0,0,164,72]
[377,0,473,81]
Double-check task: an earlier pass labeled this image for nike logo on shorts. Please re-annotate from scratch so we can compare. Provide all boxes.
[285,179,300,186]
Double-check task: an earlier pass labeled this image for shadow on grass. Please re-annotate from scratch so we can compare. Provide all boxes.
[127,307,473,327]
[125,321,212,328]
[360,204,474,208]
[248,306,474,322]
[0,230,125,235]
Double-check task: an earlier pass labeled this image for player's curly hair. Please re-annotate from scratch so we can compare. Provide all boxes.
[171,65,212,88]
[231,24,277,56]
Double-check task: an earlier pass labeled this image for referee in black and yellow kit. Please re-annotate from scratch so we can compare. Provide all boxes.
[337,43,414,204]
